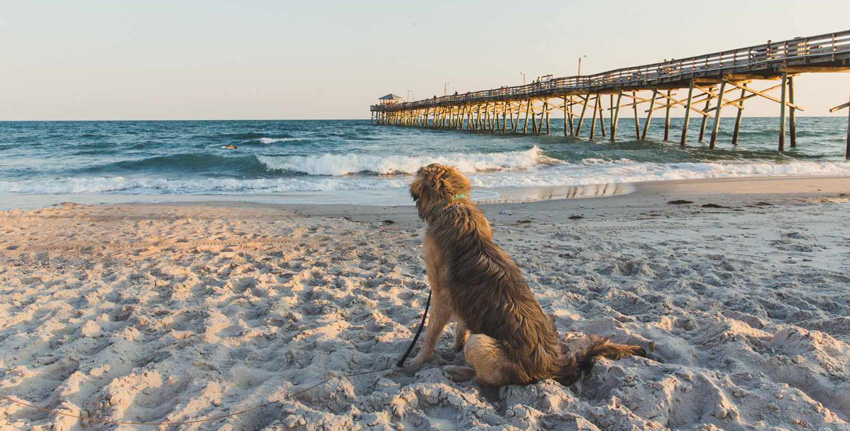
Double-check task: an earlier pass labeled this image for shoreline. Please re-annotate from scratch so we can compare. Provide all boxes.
[2,175,850,213]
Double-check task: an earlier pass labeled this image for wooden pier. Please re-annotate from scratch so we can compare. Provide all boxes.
[370,30,850,159]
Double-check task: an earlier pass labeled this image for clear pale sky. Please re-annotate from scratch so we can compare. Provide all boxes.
[2,0,848,120]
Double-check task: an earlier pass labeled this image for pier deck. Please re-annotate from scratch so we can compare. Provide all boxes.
[371,30,850,158]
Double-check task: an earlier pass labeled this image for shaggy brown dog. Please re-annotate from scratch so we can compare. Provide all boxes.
[410,163,645,386]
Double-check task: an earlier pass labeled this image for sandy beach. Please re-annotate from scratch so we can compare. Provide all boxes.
[1,176,850,431]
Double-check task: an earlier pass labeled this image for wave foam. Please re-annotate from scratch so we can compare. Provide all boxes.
[3,160,849,196]
[467,160,850,188]
[257,137,306,144]
[258,146,548,176]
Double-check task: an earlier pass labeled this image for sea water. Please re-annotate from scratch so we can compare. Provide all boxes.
[0,118,848,209]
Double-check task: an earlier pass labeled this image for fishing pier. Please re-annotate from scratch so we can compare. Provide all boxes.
[370,30,850,158]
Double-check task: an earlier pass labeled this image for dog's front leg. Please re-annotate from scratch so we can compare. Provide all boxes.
[453,318,469,352]
[412,291,452,366]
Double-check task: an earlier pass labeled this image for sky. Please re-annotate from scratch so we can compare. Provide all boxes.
[1,0,849,120]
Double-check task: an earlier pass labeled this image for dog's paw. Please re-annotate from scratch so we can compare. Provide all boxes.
[444,365,476,382]
[400,362,424,375]
[411,350,434,367]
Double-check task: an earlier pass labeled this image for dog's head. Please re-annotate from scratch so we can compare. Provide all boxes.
[410,163,471,220]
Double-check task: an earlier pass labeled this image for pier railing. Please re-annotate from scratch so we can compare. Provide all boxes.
[372,30,850,111]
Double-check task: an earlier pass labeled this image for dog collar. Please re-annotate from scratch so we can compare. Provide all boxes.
[427,193,468,218]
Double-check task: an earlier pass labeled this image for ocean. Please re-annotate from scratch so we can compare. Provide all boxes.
[1,118,848,209]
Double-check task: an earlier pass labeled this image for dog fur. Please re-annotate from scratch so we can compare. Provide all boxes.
[409,163,645,386]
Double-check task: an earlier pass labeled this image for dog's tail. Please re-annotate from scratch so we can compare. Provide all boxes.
[553,335,646,386]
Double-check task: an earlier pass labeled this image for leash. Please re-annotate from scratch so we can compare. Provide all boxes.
[397,289,432,367]
[0,290,433,426]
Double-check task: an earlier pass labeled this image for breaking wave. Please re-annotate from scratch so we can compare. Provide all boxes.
[4,159,850,195]
[258,146,550,176]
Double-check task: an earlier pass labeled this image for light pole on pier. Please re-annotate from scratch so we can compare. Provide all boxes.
[520,72,526,85]
[578,55,587,76]
[444,82,449,96]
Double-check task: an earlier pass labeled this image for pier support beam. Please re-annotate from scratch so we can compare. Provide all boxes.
[681,79,695,147]
[709,81,727,150]
[532,107,539,135]
[779,72,787,152]
[589,95,598,140]
[632,91,641,139]
[642,89,657,140]
[789,77,797,148]
[844,76,850,159]
[576,95,589,137]
[598,96,607,137]
[563,95,569,137]
[698,87,714,142]
[523,100,531,134]
[611,90,622,141]
[732,84,746,146]
[664,90,672,141]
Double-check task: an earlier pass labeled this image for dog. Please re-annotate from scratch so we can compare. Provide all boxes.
[409,163,645,386]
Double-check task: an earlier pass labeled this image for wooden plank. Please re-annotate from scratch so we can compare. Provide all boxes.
[681,79,694,147]
[654,91,711,116]
[642,89,657,140]
[709,81,726,149]
[726,81,805,111]
[694,85,745,111]
[829,101,850,112]
[698,83,780,113]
